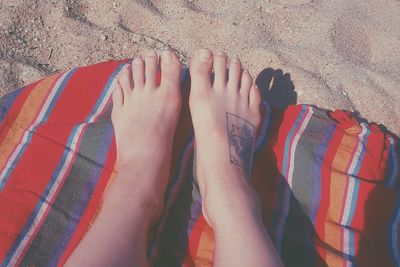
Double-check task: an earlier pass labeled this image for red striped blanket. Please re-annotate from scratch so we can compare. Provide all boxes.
[0,60,399,267]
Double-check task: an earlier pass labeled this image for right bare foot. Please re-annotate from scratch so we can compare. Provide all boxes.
[189,49,262,228]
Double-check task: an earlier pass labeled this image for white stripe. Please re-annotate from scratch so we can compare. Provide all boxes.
[0,71,72,187]
[87,83,115,123]
[8,124,86,266]
[340,124,368,256]
[287,106,314,187]
[8,76,118,267]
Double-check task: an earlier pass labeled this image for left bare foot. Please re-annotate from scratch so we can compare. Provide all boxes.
[110,49,182,222]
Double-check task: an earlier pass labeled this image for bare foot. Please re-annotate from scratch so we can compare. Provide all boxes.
[111,49,182,222]
[189,49,262,228]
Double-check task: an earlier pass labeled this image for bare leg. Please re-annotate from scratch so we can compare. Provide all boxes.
[189,49,283,267]
[65,50,182,267]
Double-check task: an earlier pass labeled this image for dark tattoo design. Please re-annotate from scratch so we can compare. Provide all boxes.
[226,112,256,177]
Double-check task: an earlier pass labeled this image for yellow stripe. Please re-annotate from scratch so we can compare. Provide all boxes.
[0,75,59,171]
[194,224,215,267]
[325,128,360,266]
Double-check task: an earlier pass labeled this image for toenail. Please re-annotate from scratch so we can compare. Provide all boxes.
[146,50,157,57]
[198,49,212,62]
[214,51,225,56]
[232,56,240,63]
[133,57,141,65]
[161,50,172,63]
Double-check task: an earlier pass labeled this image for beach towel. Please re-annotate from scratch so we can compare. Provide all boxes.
[0,59,399,267]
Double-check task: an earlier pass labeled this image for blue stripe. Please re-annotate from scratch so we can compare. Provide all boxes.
[2,127,79,267]
[0,70,76,192]
[163,132,194,203]
[386,138,399,188]
[346,127,371,262]
[390,194,400,266]
[255,101,272,152]
[181,67,190,85]
[385,141,394,186]
[275,183,292,255]
[282,106,308,176]
[50,123,115,266]
[310,123,336,222]
[0,87,24,125]
[41,70,77,122]
[48,64,124,265]
[2,65,122,266]
[269,105,308,251]
[86,64,124,121]
[348,179,360,259]
[346,128,371,226]
[149,132,195,256]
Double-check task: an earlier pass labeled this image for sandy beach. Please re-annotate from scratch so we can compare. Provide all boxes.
[0,0,399,134]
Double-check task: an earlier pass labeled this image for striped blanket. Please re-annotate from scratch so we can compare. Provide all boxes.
[0,60,399,267]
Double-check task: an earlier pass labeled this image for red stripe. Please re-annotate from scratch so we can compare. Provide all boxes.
[271,105,303,232]
[352,125,396,265]
[274,105,305,172]
[0,80,40,145]
[59,137,117,266]
[314,122,345,262]
[0,74,62,177]
[184,215,207,266]
[0,61,121,262]
[15,123,90,265]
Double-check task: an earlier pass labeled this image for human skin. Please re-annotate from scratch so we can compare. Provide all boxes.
[65,48,282,267]
[65,49,182,267]
[189,48,283,267]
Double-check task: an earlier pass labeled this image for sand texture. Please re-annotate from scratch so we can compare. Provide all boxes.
[0,0,399,134]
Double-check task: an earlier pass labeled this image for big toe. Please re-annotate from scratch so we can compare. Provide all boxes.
[189,48,213,91]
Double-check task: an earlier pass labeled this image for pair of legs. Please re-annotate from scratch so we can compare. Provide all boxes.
[65,49,282,267]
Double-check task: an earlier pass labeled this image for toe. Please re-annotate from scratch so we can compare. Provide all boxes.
[227,56,242,93]
[112,81,124,108]
[132,57,145,88]
[249,84,262,112]
[213,51,228,90]
[144,50,159,88]
[160,50,181,91]
[118,65,133,96]
[189,48,213,91]
[240,69,253,97]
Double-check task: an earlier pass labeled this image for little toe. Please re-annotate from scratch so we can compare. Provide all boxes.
[227,56,242,93]
[160,50,181,91]
[240,70,253,97]
[189,48,213,92]
[144,50,159,88]
[132,57,145,88]
[112,82,124,108]
[213,51,228,90]
[118,65,133,96]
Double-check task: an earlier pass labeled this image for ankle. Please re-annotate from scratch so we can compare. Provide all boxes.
[202,182,261,228]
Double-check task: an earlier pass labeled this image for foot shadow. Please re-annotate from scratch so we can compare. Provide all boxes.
[253,68,329,266]
[255,68,297,110]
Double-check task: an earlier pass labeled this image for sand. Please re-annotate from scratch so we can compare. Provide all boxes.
[0,0,399,134]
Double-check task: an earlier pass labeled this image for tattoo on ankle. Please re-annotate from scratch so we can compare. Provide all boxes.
[226,112,256,177]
